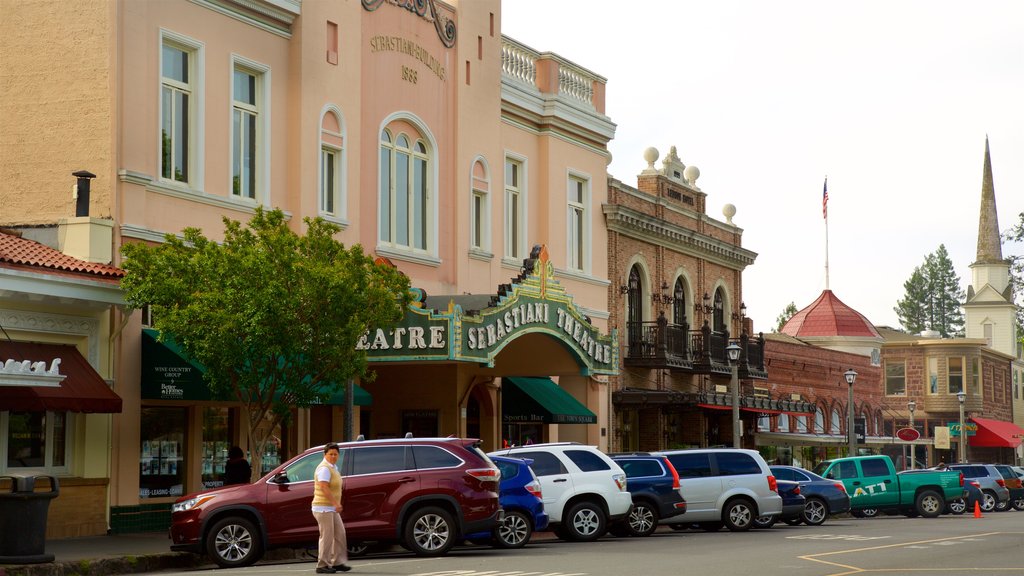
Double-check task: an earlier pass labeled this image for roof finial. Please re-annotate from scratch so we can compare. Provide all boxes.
[975,136,1002,263]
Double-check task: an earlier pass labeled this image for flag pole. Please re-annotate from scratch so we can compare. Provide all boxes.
[823,177,829,291]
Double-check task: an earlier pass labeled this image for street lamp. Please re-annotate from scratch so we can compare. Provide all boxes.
[907,400,916,470]
[957,391,966,463]
[727,343,742,449]
[844,369,858,457]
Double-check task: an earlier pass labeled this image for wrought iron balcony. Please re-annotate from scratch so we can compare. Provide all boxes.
[624,313,767,379]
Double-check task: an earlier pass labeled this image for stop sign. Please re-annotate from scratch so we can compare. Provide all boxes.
[896,427,920,441]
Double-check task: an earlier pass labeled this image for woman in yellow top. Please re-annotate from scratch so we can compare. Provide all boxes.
[311,443,351,573]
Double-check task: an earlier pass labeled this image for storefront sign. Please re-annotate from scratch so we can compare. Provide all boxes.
[948,422,978,437]
[934,426,951,449]
[896,427,920,442]
[141,329,215,401]
[369,35,447,81]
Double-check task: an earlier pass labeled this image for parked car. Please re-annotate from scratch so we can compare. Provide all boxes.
[489,443,633,542]
[170,437,502,568]
[652,448,782,532]
[812,455,963,518]
[946,463,1010,512]
[992,465,1024,511]
[608,453,687,536]
[945,479,983,515]
[769,465,850,526]
[753,480,804,528]
[466,456,548,548]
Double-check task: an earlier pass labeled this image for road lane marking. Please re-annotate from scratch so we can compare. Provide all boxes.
[797,531,1011,576]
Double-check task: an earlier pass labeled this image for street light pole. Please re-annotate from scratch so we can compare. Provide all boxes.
[908,400,916,470]
[727,343,742,449]
[845,369,858,457]
[957,391,966,463]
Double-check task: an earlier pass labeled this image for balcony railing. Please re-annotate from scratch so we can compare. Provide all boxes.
[625,314,767,379]
[501,36,601,110]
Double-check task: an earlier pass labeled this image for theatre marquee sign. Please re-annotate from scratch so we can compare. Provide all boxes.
[359,247,618,375]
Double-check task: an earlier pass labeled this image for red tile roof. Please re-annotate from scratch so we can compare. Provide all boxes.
[780,290,880,338]
[0,231,124,279]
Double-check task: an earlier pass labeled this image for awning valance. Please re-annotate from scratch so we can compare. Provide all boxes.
[0,341,122,413]
[968,417,1024,448]
[503,377,596,424]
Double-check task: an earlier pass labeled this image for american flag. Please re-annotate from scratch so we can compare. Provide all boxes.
[822,178,828,219]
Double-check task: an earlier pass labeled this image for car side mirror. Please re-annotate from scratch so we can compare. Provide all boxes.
[270,471,289,484]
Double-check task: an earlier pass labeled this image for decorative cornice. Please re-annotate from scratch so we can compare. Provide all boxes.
[362,0,456,48]
[0,358,66,387]
[0,308,101,367]
[190,0,297,38]
[603,204,758,270]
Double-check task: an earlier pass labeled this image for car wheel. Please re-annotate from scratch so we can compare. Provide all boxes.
[205,516,263,568]
[564,501,606,542]
[1012,496,1024,511]
[404,506,456,556]
[859,508,879,518]
[947,497,967,515]
[752,514,777,529]
[802,498,829,526]
[493,510,532,549]
[698,522,723,532]
[915,490,943,518]
[994,498,1010,512]
[722,498,756,532]
[980,491,997,512]
[626,501,659,537]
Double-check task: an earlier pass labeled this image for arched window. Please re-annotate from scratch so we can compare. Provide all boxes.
[627,265,643,356]
[320,109,344,217]
[672,277,687,327]
[380,124,431,252]
[815,407,826,433]
[795,415,808,433]
[470,159,489,252]
[830,409,841,435]
[713,288,725,332]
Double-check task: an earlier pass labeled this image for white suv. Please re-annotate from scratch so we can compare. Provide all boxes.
[490,443,633,541]
[652,448,782,531]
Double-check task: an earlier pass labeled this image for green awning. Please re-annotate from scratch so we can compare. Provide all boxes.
[141,329,371,405]
[503,377,596,424]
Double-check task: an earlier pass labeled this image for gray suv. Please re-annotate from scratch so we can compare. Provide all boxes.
[947,464,1010,512]
[653,448,782,531]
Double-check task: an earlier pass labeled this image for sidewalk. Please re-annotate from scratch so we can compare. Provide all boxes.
[0,532,207,576]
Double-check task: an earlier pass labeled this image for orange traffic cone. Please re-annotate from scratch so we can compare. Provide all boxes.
[973,501,983,518]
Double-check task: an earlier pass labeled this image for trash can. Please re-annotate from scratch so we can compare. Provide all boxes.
[0,473,59,564]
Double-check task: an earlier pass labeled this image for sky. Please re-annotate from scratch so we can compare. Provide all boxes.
[501,0,1024,333]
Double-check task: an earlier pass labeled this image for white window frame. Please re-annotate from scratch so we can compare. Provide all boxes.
[1,411,73,475]
[376,113,439,265]
[229,55,271,205]
[566,171,590,273]
[318,106,346,222]
[159,30,205,190]
[503,154,527,262]
[470,157,491,256]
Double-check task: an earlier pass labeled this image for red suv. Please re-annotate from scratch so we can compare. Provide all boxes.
[170,437,501,568]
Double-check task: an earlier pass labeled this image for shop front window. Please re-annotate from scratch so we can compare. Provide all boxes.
[202,407,234,489]
[140,406,186,499]
[3,411,69,472]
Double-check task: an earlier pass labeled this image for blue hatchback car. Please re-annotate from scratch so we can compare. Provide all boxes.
[466,456,548,548]
[770,465,851,526]
[609,454,686,537]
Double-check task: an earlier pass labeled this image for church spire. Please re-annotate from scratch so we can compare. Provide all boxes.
[975,136,1002,263]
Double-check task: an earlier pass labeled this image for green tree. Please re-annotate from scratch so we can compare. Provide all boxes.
[1004,211,1024,348]
[120,208,411,478]
[894,266,929,334]
[895,244,965,338]
[774,301,798,332]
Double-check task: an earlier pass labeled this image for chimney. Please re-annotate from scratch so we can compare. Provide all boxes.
[59,170,112,264]
[72,170,96,217]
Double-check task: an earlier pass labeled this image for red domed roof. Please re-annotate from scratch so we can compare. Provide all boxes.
[780,290,880,338]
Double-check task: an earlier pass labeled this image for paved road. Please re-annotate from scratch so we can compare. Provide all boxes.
[152,511,1024,575]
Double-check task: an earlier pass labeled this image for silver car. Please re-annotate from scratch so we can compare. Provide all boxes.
[653,448,783,532]
[947,464,1010,512]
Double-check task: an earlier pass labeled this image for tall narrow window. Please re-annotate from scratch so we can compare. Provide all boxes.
[470,159,489,252]
[815,408,826,433]
[927,357,939,394]
[232,66,260,199]
[830,409,841,435]
[672,278,687,326]
[161,42,192,183]
[885,361,906,395]
[504,158,524,259]
[948,357,963,394]
[320,110,344,217]
[626,265,643,357]
[713,289,725,332]
[379,127,430,251]
[567,175,587,272]
[972,357,981,396]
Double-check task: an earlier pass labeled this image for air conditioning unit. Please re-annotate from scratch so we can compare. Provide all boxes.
[715,385,728,394]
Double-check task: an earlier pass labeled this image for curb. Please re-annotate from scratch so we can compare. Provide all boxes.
[0,547,311,576]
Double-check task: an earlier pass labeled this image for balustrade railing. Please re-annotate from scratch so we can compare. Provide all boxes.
[501,36,598,109]
[501,38,537,86]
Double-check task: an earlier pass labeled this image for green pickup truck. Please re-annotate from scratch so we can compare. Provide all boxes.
[812,455,964,518]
